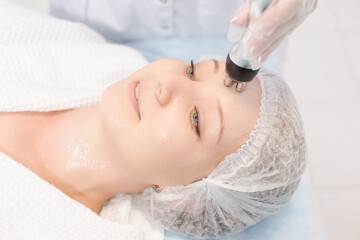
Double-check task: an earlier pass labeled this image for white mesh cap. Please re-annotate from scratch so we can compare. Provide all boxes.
[133,68,307,238]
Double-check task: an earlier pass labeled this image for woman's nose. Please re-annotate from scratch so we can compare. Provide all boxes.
[156,75,182,106]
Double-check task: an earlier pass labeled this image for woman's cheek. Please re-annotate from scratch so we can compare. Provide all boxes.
[152,110,176,142]
[150,122,188,159]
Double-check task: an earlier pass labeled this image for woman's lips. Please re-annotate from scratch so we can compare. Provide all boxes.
[128,80,141,119]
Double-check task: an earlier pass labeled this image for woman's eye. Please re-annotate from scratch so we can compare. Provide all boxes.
[190,106,201,138]
[187,59,195,80]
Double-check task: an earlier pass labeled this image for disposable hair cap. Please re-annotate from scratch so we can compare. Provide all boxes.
[133,68,307,239]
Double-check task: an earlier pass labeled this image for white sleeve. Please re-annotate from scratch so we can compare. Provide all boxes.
[50,0,88,22]
[196,0,246,35]
[49,0,246,41]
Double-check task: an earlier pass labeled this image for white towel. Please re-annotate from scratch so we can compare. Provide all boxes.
[0,1,163,239]
[0,152,145,240]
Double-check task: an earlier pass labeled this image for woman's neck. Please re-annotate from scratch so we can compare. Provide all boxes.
[5,105,146,214]
[33,106,114,213]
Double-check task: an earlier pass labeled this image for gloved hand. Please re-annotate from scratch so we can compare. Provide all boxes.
[227,0,318,63]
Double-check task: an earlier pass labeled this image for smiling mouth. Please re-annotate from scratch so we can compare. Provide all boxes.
[128,80,141,119]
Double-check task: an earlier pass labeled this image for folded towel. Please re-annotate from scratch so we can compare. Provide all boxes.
[0,152,144,240]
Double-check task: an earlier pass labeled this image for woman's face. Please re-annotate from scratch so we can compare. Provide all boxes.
[100,59,261,187]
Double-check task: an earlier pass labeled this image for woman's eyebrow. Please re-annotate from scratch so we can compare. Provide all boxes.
[216,100,224,145]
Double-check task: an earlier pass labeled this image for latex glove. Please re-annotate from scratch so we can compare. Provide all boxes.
[227,0,318,63]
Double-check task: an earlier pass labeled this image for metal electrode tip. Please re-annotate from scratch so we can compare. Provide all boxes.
[224,76,234,87]
[236,82,247,92]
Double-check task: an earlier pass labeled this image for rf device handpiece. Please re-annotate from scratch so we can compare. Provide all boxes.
[225,0,273,92]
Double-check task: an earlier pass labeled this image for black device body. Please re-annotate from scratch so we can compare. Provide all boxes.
[225,54,259,83]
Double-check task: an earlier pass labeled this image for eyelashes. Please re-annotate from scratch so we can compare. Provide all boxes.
[187,59,195,80]
[191,106,200,138]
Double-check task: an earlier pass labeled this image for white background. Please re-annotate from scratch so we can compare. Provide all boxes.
[11,0,360,239]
